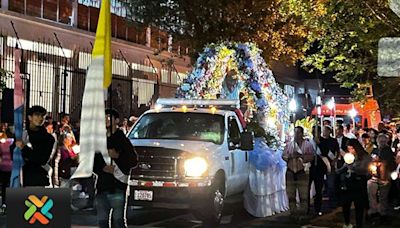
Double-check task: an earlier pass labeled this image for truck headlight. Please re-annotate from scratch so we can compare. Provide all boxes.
[184,157,208,177]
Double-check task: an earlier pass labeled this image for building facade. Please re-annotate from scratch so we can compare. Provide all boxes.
[0,0,190,121]
[0,0,317,123]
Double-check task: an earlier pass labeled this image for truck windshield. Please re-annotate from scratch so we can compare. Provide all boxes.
[128,112,225,144]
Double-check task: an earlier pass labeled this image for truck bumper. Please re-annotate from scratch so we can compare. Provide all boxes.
[127,179,212,209]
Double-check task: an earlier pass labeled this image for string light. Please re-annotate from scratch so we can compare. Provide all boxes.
[182,105,188,113]
[210,106,217,114]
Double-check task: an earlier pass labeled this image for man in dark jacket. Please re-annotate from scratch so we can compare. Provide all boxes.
[319,126,340,206]
[336,125,350,169]
[94,109,137,228]
[15,106,55,187]
[309,126,329,216]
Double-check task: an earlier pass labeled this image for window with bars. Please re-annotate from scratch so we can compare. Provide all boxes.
[161,69,169,84]
[27,60,55,112]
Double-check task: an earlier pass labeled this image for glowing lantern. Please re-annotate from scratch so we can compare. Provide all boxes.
[344,153,355,164]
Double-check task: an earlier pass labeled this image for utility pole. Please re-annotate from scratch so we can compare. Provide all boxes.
[53,33,68,115]
[119,49,133,115]
[146,55,158,104]
[11,21,29,125]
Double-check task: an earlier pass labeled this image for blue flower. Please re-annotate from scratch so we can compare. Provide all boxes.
[181,83,191,91]
[206,49,216,57]
[244,58,254,69]
[237,43,250,54]
[237,43,247,50]
[256,98,267,109]
[192,69,203,78]
[250,81,262,93]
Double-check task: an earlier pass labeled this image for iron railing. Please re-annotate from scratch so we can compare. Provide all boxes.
[0,33,160,123]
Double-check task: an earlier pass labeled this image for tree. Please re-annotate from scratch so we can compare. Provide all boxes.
[123,0,313,64]
[125,0,400,115]
[282,0,400,115]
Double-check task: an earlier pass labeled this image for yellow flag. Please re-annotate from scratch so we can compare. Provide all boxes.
[71,0,112,179]
[92,0,112,88]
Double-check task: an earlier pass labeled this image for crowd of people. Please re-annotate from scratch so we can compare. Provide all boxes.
[283,120,400,228]
[2,104,400,227]
[0,106,139,227]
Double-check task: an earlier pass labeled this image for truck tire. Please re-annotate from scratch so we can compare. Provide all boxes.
[192,177,225,226]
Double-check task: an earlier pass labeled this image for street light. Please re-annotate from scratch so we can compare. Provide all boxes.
[327,97,336,136]
[316,95,322,128]
[349,105,357,131]
[327,97,335,110]
[288,98,297,135]
[349,108,357,118]
[316,96,322,116]
[289,98,297,112]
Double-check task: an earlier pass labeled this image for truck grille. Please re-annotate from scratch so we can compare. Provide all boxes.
[131,146,185,180]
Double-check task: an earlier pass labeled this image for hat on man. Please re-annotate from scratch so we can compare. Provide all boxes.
[105,109,120,119]
[27,105,47,116]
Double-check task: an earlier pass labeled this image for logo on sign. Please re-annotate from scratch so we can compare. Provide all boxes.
[24,195,53,225]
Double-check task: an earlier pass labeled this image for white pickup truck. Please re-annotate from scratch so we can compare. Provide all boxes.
[127,99,254,225]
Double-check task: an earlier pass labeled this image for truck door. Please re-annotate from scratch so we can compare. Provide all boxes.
[227,115,248,194]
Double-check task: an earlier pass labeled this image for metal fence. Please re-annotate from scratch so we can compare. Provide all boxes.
[0,33,158,123]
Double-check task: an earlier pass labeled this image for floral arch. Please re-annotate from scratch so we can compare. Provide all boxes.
[176,42,290,149]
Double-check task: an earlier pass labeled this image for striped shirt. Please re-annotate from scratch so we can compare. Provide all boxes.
[283,139,315,173]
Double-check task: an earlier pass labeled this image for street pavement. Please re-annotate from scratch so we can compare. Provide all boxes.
[67,199,400,228]
[1,197,399,227]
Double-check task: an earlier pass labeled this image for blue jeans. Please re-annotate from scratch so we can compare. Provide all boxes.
[326,173,337,205]
[96,189,127,228]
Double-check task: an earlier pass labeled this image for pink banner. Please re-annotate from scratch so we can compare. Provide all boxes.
[14,48,23,109]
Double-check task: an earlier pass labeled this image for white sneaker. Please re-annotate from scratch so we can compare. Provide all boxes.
[342,224,353,228]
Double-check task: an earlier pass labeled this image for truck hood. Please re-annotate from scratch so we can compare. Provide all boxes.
[130,139,223,154]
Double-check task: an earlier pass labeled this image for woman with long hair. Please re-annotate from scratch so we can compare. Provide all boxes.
[56,132,78,187]
[336,138,371,228]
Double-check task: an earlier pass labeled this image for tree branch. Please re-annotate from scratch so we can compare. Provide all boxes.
[364,2,400,32]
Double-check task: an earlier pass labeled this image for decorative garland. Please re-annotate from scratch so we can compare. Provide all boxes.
[294,117,317,139]
[177,42,290,150]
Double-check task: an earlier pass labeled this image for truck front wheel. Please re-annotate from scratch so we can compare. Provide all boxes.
[192,177,225,226]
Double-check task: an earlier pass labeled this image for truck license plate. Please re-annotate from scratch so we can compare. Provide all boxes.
[134,190,153,201]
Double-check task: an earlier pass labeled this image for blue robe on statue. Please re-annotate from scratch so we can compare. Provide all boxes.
[221,81,241,100]
[244,137,288,217]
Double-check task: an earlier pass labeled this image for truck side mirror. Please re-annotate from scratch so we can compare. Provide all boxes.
[240,131,254,151]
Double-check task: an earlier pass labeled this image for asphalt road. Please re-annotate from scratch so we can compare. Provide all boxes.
[66,197,400,228]
[2,197,399,227]
[70,196,263,228]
